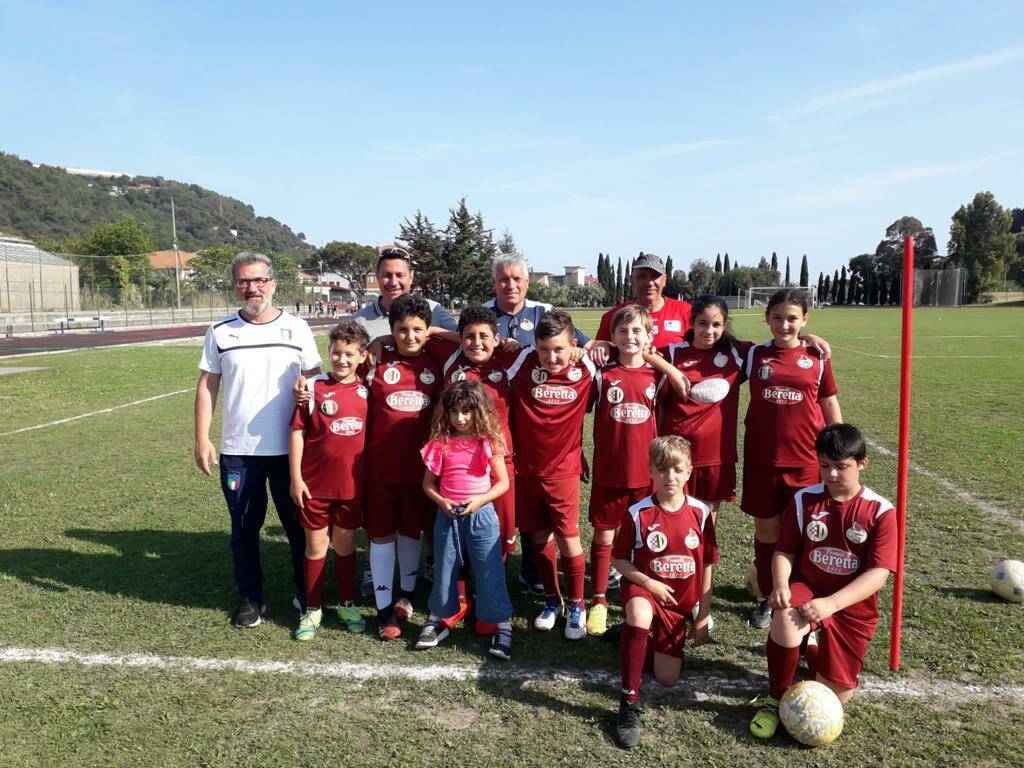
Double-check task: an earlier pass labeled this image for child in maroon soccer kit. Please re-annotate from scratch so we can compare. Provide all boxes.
[506,310,596,639]
[750,423,897,738]
[363,294,442,639]
[742,289,842,628]
[288,320,371,640]
[611,435,717,750]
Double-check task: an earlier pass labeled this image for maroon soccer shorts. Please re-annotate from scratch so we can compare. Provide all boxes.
[788,581,876,690]
[494,463,517,554]
[740,464,819,519]
[588,484,652,531]
[620,580,690,659]
[298,497,363,530]
[365,482,431,539]
[686,463,737,503]
[516,474,581,538]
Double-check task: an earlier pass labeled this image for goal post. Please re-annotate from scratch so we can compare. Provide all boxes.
[747,285,818,309]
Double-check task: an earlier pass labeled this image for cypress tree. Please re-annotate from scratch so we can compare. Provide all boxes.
[831,270,839,302]
[723,253,731,272]
[817,271,824,298]
[839,266,848,304]
[615,257,623,303]
[799,254,809,287]
[770,251,778,275]
[715,253,722,273]
[785,256,791,286]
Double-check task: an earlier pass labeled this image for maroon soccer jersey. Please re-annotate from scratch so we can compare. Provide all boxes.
[289,375,368,500]
[743,341,838,467]
[507,348,596,479]
[660,341,750,468]
[776,483,897,622]
[612,494,719,615]
[592,361,660,488]
[596,296,693,350]
[437,344,515,460]
[364,347,442,484]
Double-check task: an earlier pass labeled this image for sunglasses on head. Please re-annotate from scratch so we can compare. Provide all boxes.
[379,247,411,262]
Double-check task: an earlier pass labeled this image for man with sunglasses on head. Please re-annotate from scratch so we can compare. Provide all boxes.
[352,246,457,340]
[195,251,323,629]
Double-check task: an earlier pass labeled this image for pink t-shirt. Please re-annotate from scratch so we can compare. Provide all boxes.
[420,437,495,503]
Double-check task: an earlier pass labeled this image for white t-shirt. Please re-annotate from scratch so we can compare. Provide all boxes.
[198,310,322,456]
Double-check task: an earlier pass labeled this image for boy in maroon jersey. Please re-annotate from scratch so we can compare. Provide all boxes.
[611,435,716,750]
[587,304,680,637]
[364,294,443,640]
[507,310,596,640]
[750,423,896,739]
[288,321,371,640]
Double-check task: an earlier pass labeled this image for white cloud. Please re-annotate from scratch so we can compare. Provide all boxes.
[632,138,744,159]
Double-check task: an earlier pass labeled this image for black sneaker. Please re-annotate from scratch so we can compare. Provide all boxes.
[517,571,545,597]
[415,620,450,650]
[233,597,266,628]
[489,624,513,661]
[615,700,643,749]
[750,598,773,629]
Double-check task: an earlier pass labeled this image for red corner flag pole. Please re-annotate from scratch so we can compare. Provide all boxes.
[890,236,914,671]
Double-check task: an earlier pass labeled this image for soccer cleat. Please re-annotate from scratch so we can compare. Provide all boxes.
[489,625,513,660]
[533,596,563,631]
[414,619,450,650]
[359,569,374,598]
[707,614,715,633]
[607,565,622,592]
[615,700,643,749]
[393,597,415,623]
[518,571,545,597]
[749,694,781,739]
[750,598,773,629]
[233,598,267,628]
[294,608,322,641]
[565,602,587,640]
[378,620,401,641]
[586,602,608,636]
[337,603,366,633]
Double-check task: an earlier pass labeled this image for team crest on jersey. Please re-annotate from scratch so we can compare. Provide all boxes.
[520,318,534,331]
[610,403,651,424]
[664,320,681,332]
[383,366,402,385]
[419,370,436,385]
[531,367,548,384]
[684,528,700,550]
[357,385,368,399]
[452,369,468,382]
[846,522,868,544]
[797,355,814,369]
[645,383,657,399]
[607,385,624,404]
[320,399,339,416]
[757,363,774,381]
[646,530,668,552]
[807,520,828,542]
[280,329,293,341]
[713,352,728,368]
[568,366,583,382]
[763,385,803,405]
[650,554,695,578]
[531,384,577,405]
[810,546,859,575]
[386,391,431,412]
[330,417,363,436]
[487,370,503,383]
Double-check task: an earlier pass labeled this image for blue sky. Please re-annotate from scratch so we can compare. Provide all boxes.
[2,2,1020,280]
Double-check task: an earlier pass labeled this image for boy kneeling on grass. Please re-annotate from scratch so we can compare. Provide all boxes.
[750,423,897,739]
[611,435,717,750]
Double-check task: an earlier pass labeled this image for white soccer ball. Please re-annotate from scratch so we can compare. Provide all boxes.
[745,564,761,599]
[990,559,1024,603]
[780,680,844,746]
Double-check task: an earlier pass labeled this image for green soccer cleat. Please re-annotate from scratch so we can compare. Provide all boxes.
[749,694,781,739]
[294,608,322,642]
[337,603,366,633]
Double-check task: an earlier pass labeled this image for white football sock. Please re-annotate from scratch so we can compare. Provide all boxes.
[369,541,395,611]
[396,534,422,593]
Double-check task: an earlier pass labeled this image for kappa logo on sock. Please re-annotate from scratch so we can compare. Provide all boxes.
[376,585,391,592]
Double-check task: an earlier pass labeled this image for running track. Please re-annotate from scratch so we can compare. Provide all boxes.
[0,318,340,357]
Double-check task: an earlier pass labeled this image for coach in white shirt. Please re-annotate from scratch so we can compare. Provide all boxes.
[194,252,323,628]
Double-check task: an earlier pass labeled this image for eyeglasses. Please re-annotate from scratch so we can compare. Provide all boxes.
[379,247,412,262]
[234,277,274,288]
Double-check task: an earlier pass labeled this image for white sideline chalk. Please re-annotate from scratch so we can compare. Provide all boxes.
[0,389,191,438]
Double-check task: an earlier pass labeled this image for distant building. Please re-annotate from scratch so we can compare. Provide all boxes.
[0,233,81,312]
[147,250,195,272]
[564,265,586,288]
[530,270,555,287]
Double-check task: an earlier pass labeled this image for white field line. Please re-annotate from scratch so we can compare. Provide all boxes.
[832,344,1019,360]
[0,389,192,438]
[2,646,1021,703]
[867,439,1024,533]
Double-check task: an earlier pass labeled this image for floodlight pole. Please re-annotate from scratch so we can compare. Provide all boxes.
[171,194,182,310]
[890,236,914,671]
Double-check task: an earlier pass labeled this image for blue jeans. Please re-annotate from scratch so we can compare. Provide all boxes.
[428,503,512,624]
[220,454,305,605]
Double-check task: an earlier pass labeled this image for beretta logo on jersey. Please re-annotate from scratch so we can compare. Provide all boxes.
[532,384,577,405]
[610,402,651,424]
[330,417,363,436]
[386,390,431,412]
[320,399,339,416]
[690,378,730,404]
[810,546,860,575]
[650,554,696,579]
[762,385,803,404]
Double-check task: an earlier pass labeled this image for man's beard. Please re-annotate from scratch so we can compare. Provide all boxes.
[243,297,272,315]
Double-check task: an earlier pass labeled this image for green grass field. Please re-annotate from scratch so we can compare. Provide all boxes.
[1,306,1023,767]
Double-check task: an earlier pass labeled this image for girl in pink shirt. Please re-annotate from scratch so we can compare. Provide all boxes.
[418,381,513,659]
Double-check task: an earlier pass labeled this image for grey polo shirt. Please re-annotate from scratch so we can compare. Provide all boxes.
[352,296,457,340]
